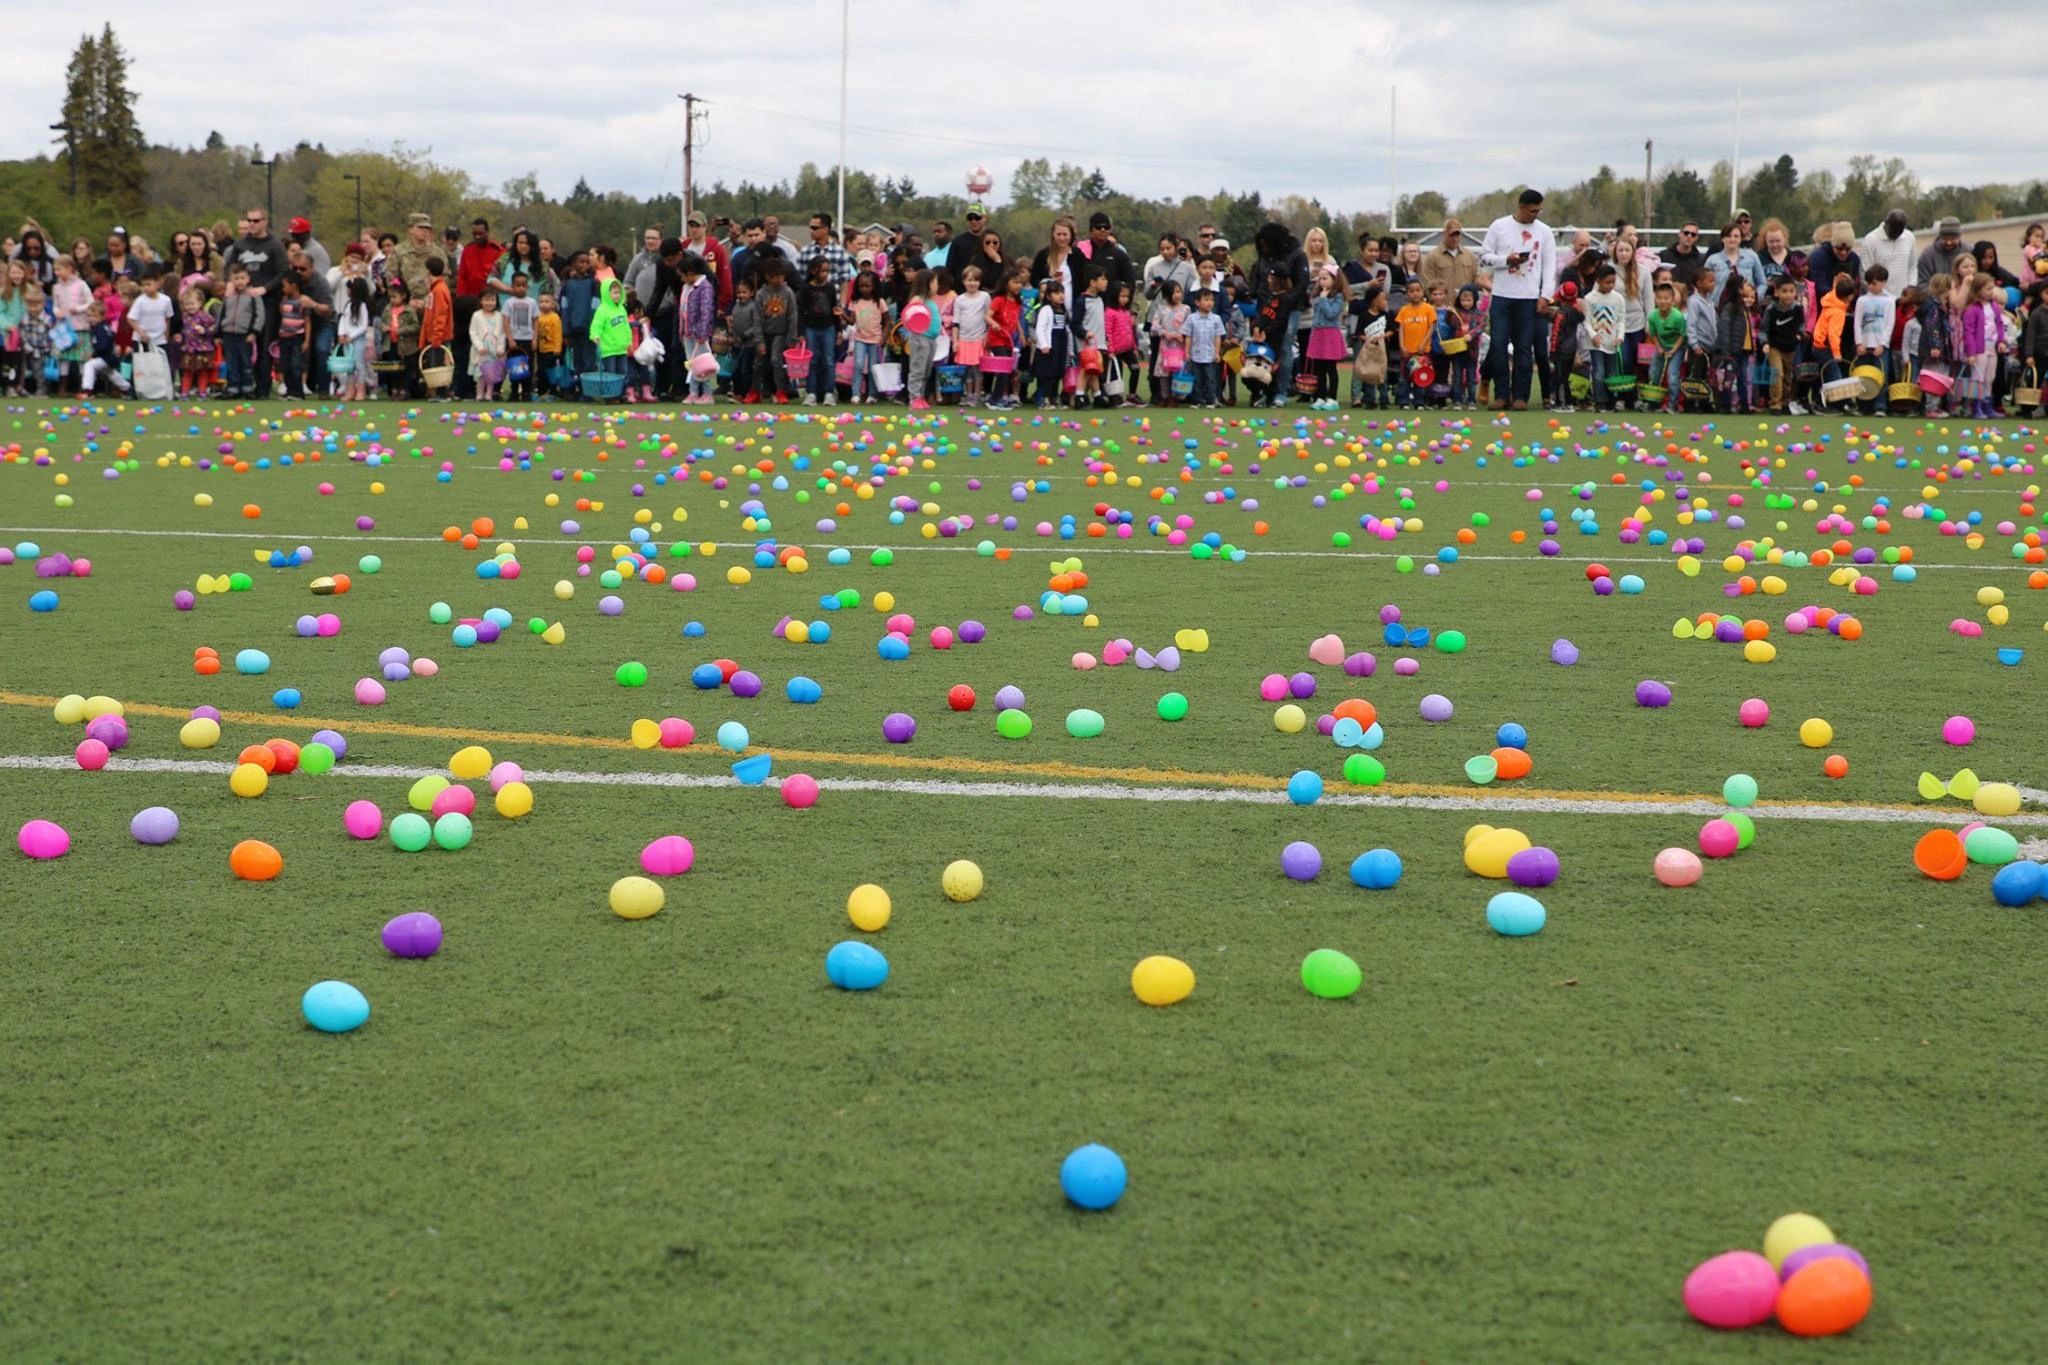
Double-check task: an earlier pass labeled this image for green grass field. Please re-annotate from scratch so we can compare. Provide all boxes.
[3,396,2046,1361]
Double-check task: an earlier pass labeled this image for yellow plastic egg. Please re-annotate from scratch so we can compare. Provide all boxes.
[847,883,892,931]
[941,859,984,902]
[1130,955,1196,1006]
[179,717,221,749]
[1464,827,1532,878]
[630,718,661,749]
[609,876,665,920]
[229,762,269,798]
[449,745,492,780]
[1799,718,1834,748]
[494,781,534,819]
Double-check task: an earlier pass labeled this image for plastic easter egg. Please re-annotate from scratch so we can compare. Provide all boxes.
[1654,847,1703,886]
[408,775,449,812]
[229,839,283,881]
[1281,840,1323,881]
[1973,782,2023,817]
[641,835,696,876]
[1764,1213,1836,1270]
[883,712,918,743]
[1060,1143,1127,1210]
[996,709,1033,739]
[299,742,335,775]
[1683,1250,1781,1330]
[1964,826,2019,866]
[1349,848,1403,889]
[301,981,370,1033]
[1065,708,1105,739]
[52,694,87,724]
[389,812,432,852]
[1738,698,1770,728]
[75,738,109,770]
[717,720,749,752]
[1419,693,1454,722]
[17,819,71,859]
[1723,773,1759,808]
[1286,770,1323,804]
[609,875,665,919]
[343,800,383,839]
[449,745,492,780]
[1941,714,1975,746]
[1991,859,2045,906]
[1464,754,1499,784]
[229,762,269,798]
[782,773,820,808]
[1343,754,1386,786]
[1506,846,1559,888]
[942,859,984,902]
[947,684,977,712]
[1486,891,1546,936]
[1130,955,1195,1006]
[1300,948,1362,1000]
[235,648,271,675]
[1698,819,1740,858]
[1775,1259,1872,1337]
[1463,827,1531,878]
[130,806,180,845]
[616,660,649,688]
[826,940,889,990]
[431,812,473,850]
[1635,679,1672,707]
[847,883,892,931]
[1780,1243,1871,1283]
[381,912,443,958]
[494,782,534,819]
[1912,828,1967,880]
[1798,717,1833,748]
[1273,703,1307,733]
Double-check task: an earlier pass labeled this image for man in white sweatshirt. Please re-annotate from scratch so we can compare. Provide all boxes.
[1861,210,1916,297]
[1479,188,1558,410]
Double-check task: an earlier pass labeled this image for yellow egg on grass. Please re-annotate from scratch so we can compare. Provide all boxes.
[941,859,984,903]
[847,883,892,931]
[630,718,661,749]
[229,762,269,798]
[1799,718,1834,749]
[180,717,221,749]
[1131,955,1195,1006]
[449,745,492,780]
[1764,1212,1836,1271]
[494,782,534,819]
[52,694,87,724]
[610,876,665,920]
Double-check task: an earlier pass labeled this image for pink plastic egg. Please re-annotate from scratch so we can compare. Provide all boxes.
[343,800,383,839]
[17,818,71,858]
[1683,1250,1780,1329]
[1654,847,1704,886]
[782,773,820,808]
[640,835,695,875]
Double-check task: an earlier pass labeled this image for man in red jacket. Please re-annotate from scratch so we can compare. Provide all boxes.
[684,211,733,312]
[452,216,504,398]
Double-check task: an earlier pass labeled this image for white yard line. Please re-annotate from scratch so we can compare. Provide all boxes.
[0,753,2037,825]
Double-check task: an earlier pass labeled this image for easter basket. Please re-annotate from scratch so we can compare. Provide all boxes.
[579,369,626,399]
[935,363,966,395]
[545,363,577,390]
[1567,371,1593,400]
[977,351,1016,375]
[418,345,455,389]
[1849,361,1886,399]
[1170,369,1195,398]
[782,345,814,375]
[326,344,356,377]
[871,361,904,392]
[1439,335,1469,355]
[1605,373,1637,395]
[2012,363,2041,409]
[1888,361,1923,407]
[1916,364,1954,397]
[1638,383,1667,405]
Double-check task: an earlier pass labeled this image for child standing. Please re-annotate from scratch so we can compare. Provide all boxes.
[420,257,455,400]
[179,286,217,396]
[1149,281,1189,408]
[1646,282,1687,411]
[381,280,421,398]
[900,270,938,411]
[797,257,841,405]
[1582,266,1625,410]
[535,290,563,395]
[1959,273,2006,417]
[954,266,990,407]
[1548,280,1584,410]
[1445,286,1482,408]
[1186,288,1228,408]
[80,301,131,394]
[755,260,798,402]
[1078,267,1108,409]
[729,280,764,401]
[1305,270,1349,409]
[2022,282,2048,415]
[623,296,656,403]
[1354,285,1390,409]
[1030,280,1070,409]
[335,277,374,403]
[470,290,508,400]
[1852,266,1896,415]
[986,271,1023,409]
[1684,277,1721,410]
[680,254,716,404]
[0,262,25,394]
[1762,278,1806,413]
[501,273,540,401]
[589,277,630,399]
[845,271,886,402]
[49,257,93,395]
[1393,277,1437,408]
[218,267,264,398]
[276,275,309,399]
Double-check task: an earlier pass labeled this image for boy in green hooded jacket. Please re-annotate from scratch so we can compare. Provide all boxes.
[591,278,632,391]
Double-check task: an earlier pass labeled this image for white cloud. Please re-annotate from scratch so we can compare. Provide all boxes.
[7,0,2045,218]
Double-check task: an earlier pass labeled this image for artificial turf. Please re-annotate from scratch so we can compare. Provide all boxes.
[2,396,2046,1361]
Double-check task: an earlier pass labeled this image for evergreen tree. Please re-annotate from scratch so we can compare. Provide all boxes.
[56,23,146,210]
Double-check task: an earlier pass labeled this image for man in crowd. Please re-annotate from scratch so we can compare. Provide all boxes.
[760,215,801,267]
[228,207,289,398]
[453,217,505,397]
[389,212,448,302]
[1478,187,1557,410]
[624,227,663,310]
[1809,222,1862,294]
[1422,218,1478,299]
[1861,209,1917,291]
[288,216,331,275]
[1081,211,1136,300]
[684,211,734,310]
[1916,216,1967,284]
[291,248,335,394]
[799,211,855,293]
[1664,221,1707,288]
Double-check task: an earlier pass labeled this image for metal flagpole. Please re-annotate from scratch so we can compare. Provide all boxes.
[1388,86,1398,231]
[836,0,849,235]
[1731,86,1742,217]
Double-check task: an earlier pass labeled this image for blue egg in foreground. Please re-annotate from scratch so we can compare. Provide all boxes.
[1991,860,2045,906]
[1060,1143,1127,1210]
[732,752,773,785]
[1349,848,1403,889]
[301,980,370,1033]
[30,589,59,612]
[825,940,889,990]
[691,662,722,688]
[1495,722,1528,750]
[786,675,822,703]
[1486,892,1547,936]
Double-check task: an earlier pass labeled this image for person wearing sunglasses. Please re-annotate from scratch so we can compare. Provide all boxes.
[1421,218,1478,303]
[1665,222,1708,289]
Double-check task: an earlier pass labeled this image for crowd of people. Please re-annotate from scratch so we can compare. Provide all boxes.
[5,194,2047,418]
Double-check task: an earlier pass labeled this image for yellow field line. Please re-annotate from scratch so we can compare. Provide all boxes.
[0,688,1943,813]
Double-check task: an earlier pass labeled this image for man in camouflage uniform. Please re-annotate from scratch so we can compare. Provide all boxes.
[388,212,449,303]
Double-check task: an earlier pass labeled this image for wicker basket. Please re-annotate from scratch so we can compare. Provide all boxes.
[1440,336,1469,355]
[1638,383,1667,404]
[1887,362,1922,406]
[2013,364,2042,409]
[419,345,455,389]
[1850,363,1886,398]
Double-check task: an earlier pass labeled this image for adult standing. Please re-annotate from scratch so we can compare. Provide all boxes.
[1478,188,1558,411]
[1142,232,1196,307]
[966,226,1009,289]
[759,215,802,268]
[683,211,733,310]
[624,227,663,308]
[229,206,289,398]
[1808,224,1863,295]
[389,213,449,304]
[1699,223,1764,303]
[1030,217,1083,304]
[491,228,553,304]
[1342,232,1392,331]
[943,205,988,279]
[453,217,505,398]
[1916,217,1967,285]
[1663,221,1708,289]
[104,229,137,279]
[798,211,856,295]
[1080,212,1137,302]
[1756,219,1798,283]
[288,217,331,275]
[1250,221,1310,400]
[290,249,336,394]
[1420,218,1478,300]
[646,238,686,396]
[1861,211,1916,292]
[15,228,56,287]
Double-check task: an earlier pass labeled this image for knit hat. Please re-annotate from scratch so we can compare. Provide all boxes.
[1831,222,1854,247]
[1937,216,1962,237]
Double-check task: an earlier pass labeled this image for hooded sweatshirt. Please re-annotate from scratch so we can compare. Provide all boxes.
[591,280,631,358]
[1812,287,1853,361]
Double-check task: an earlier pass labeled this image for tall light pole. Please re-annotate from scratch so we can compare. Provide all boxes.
[48,122,76,204]
[252,155,275,225]
[342,172,362,240]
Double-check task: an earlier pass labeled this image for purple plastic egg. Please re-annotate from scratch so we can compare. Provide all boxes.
[1281,840,1323,881]
[1419,693,1453,722]
[310,728,346,758]
[1288,671,1317,700]
[958,620,986,643]
[1778,1243,1870,1283]
[381,911,444,958]
[173,590,196,610]
[994,685,1025,712]
[1393,657,1420,676]
[1343,651,1377,677]
[129,806,180,845]
[729,670,763,698]
[1506,846,1560,888]
[882,712,917,743]
[1635,679,1672,707]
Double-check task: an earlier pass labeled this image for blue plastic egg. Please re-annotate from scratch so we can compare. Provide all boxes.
[1349,848,1403,889]
[786,676,822,703]
[878,635,911,660]
[691,663,723,689]
[273,688,302,709]
[1486,892,1546,936]
[301,981,370,1033]
[29,589,59,612]
[732,752,772,785]
[1286,770,1323,805]
[1495,722,1528,750]
[716,720,750,752]
[235,648,271,674]
[1060,1143,1127,1210]
[1991,860,2045,906]
[825,940,889,990]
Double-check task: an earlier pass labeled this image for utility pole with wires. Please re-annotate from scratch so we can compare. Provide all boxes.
[1643,139,1653,227]
[678,92,700,236]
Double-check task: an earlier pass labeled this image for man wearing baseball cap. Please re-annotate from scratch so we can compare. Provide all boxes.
[683,210,733,310]
[287,215,330,275]
[941,204,987,278]
[389,212,448,303]
[1916,215,1967,286]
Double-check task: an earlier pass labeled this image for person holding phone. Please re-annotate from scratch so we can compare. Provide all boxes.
[1478,188,1557,410]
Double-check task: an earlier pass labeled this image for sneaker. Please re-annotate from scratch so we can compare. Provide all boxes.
[773,392,789,405]
[822,392,837,405]
[801,393,816,405]
[1272,397,1288,408]
[1788,401,1807,415]
[910,398,930,411]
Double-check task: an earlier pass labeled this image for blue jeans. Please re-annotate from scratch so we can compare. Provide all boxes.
[1589,349,1617,408]
[1489,296,1538,405]
[851,339,884,399]
[1653,349,1683,408]
[803,325,837,398]
[222,333,253,392]
[308,320,335,392]
[1271,310,1301,399]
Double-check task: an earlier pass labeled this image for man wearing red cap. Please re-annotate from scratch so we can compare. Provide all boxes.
[287,216,330,275]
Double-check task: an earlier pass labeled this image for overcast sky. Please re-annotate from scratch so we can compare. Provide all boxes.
[10,2,2046,216]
